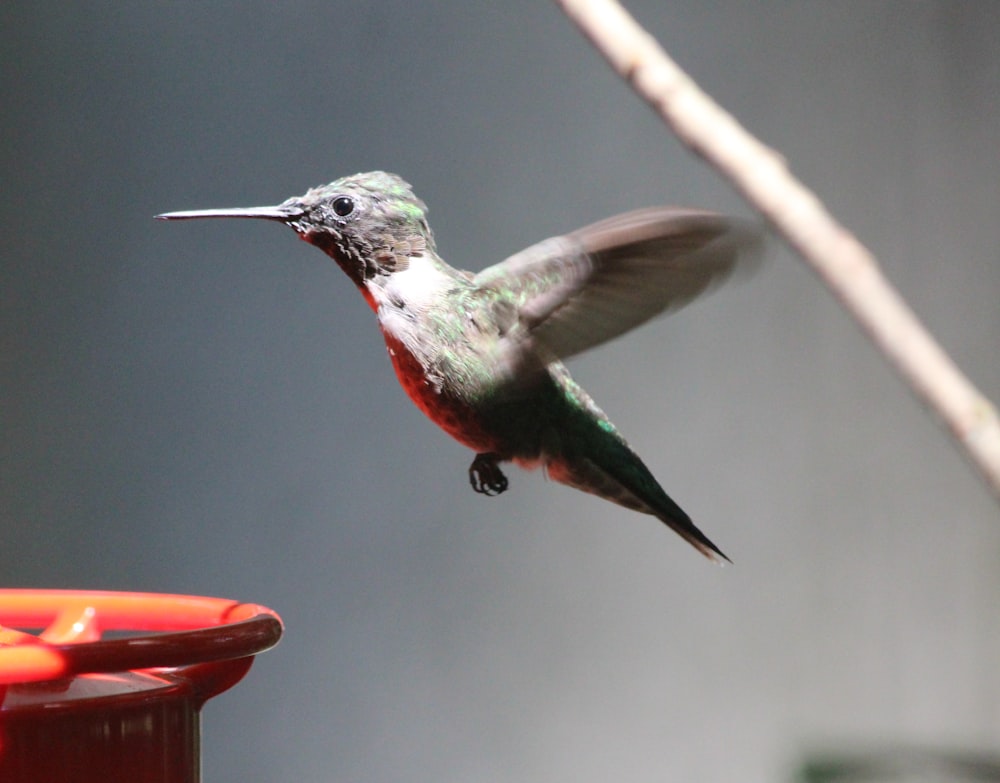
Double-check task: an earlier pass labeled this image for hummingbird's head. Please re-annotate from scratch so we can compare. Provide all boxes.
[281,171,435,288]
[157,171,435,293]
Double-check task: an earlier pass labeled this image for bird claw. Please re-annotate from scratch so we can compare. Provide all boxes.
[469,453,509,496]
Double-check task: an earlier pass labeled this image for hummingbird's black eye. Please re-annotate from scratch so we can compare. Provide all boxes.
[332,196,354,217]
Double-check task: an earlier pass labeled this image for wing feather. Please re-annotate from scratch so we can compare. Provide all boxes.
[473,207,761,362]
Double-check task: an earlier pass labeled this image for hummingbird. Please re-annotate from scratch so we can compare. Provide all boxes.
[157,171,758,562]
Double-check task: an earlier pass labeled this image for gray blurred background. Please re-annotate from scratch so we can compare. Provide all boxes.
[3,2,999,781]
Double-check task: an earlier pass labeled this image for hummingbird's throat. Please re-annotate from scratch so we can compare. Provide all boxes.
[301,231,380,309]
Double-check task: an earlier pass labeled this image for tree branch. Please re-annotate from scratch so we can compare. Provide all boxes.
[555,0,1000,502]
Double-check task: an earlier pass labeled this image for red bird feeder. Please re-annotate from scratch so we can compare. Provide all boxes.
[0,590,282,783]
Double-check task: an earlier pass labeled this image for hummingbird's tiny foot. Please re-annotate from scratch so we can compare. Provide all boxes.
[469,453,509,496]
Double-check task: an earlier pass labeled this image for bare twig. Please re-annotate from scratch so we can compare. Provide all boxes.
[555,0,1000,502]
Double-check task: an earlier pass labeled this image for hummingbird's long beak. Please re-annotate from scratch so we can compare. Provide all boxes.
[155,204,304,222]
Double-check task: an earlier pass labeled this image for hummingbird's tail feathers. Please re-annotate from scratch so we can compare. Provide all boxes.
[545,454,729,564]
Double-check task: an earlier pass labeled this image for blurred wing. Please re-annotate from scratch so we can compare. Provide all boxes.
[473,207,761,362]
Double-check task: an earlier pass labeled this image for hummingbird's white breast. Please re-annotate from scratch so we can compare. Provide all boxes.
[370,255,465,370]
[376,256,454,309]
